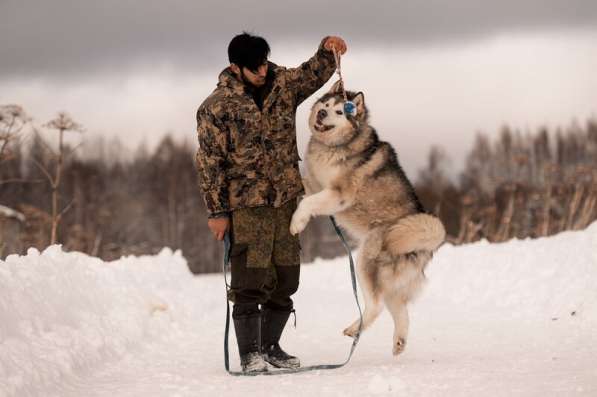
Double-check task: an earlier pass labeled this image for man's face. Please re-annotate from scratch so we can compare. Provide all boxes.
[239,62,268,87]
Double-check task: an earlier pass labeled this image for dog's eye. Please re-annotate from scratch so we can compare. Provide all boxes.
[325,103,329,108]
[336,110,343,115]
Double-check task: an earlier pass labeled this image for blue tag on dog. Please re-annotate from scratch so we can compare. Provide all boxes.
[344,101,357,116]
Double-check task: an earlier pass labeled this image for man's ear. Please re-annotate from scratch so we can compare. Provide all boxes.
[352,92,365,115]
[329,80,344,94]
[230,64,240,76]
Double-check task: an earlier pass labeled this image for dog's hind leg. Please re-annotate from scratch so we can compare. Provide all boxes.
[343,241,384,338]
[383,292,409,356]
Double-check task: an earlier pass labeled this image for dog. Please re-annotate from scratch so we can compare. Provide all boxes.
[290,81,445,356]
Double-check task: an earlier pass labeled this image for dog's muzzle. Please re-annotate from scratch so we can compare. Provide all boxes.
[314,109,334,132]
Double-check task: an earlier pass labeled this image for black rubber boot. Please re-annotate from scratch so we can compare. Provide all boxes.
[261,308,300,369]
[232,312,268,373]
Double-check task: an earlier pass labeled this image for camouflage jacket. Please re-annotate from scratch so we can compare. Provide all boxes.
[195,38,337,217]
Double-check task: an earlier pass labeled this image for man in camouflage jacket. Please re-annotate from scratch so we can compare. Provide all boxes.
[195,33,346,373]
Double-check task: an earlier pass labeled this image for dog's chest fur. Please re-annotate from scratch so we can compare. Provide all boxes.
[306,142,347,188]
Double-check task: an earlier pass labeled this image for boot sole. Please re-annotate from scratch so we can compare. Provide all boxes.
[264,357,301,369]
[242,365,268,373]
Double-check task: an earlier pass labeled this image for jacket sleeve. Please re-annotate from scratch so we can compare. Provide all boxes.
[286,37,337,105]
[195,106,230,217]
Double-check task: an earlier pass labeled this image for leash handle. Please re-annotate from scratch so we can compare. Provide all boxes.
[222,216,362,376]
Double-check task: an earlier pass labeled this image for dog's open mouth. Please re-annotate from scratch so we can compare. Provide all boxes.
[314,122,334,132]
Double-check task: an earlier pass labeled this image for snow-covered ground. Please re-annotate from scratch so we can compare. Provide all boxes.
[1,222,596,397]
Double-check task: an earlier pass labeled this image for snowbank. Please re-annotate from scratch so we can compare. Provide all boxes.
[0,205,25,222]
[0,246,194,397]
[1,222,596,397]
[425,221,597,321]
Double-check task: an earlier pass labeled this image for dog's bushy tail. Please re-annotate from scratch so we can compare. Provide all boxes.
[385,213,446,255]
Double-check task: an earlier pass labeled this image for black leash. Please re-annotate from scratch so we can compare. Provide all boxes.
[223,215,362,376]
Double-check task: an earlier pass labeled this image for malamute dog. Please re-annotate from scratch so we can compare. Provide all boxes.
[290,81,445,355]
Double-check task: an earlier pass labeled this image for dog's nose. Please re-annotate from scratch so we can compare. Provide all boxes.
[317,109,327,120]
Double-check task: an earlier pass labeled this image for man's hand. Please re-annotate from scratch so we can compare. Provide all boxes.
[208,217,230,241]
[324,36,347,55]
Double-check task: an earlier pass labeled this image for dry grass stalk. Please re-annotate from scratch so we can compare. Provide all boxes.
[538,164,556,236]
[455,195,474,244]
[35,112,84,244]
[574,186,596,230]
[464,221,484,243]
[496,185,516,242]
[565,184,584,230]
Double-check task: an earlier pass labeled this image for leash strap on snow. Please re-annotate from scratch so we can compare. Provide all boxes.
[222,216,362,376]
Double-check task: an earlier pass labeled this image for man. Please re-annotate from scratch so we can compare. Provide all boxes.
[195,32,346,373]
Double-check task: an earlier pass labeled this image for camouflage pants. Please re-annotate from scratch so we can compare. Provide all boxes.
[228,198,301,315]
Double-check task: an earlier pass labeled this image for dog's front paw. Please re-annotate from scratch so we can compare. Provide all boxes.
[290,208,310,235]
[392,337,406,356]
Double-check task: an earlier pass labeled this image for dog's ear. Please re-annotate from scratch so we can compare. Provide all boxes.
[329,80,344,94]
[352,92,365,116]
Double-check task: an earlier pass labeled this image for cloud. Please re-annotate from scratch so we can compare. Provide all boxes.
[2,0,597,78]
[4,30,596,177]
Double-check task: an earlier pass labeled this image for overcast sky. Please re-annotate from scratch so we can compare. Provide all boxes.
[2,0,597,177]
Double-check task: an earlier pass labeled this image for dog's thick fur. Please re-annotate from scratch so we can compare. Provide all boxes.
[290,81,445,355]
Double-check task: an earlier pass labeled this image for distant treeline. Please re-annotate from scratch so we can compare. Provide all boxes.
[416,120,597,244]
[1,105,596,272]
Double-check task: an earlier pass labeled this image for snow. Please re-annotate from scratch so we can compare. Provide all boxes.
[0,205,25,222]
[1,222,596,397]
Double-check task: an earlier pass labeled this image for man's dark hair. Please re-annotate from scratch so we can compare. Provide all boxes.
[228,32,270,72]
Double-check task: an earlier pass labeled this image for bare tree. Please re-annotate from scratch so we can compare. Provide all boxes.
[33,112,84,244]
[0,104,31,185]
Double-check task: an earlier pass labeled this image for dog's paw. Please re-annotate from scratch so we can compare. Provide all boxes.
[343,322,360,338]
[392,337,406,356]
[290,209,310,235]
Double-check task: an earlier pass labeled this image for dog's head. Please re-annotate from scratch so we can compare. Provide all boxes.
[308,81,368,147]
